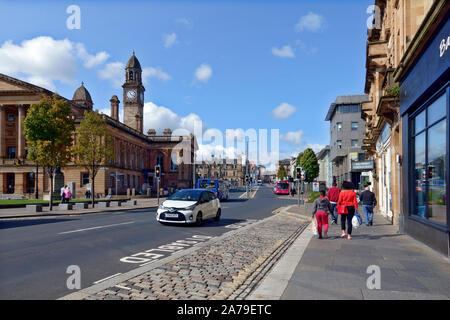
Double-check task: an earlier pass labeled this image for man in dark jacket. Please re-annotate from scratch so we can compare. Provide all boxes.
[359,183,377,226]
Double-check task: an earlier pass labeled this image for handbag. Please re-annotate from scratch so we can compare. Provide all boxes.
[337,205,348,214]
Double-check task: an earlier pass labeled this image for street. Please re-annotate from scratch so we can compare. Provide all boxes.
[0,185,297,299]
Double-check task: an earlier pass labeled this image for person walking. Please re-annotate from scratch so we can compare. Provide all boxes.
[359,182,377,226]
[327,182,340,225]
[63,186,71,204]
[312,190,333,239]
[60,185,66,203]
[337,181,358,240]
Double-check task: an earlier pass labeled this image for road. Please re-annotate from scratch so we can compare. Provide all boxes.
[0,185,298,299]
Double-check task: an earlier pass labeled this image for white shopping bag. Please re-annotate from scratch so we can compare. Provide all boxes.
[311,217,318,236]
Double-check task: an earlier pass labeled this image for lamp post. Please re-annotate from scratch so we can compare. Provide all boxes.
[35,162,39,200]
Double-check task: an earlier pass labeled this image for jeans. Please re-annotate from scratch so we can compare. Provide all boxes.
[340,206,355,235]
[330,203,338,223]
[363,205,374,225]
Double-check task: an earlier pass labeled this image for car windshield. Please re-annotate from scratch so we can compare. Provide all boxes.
[168,190,202,201]
[277,183,289,190]
[199,181,217,189]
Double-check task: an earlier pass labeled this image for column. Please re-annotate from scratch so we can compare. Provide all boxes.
[0,105,5,158]
[18,105,25,159]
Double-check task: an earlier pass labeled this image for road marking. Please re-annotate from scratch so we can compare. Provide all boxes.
[93,273,122,284]
[115,285,131,290]
[58,221,135,235]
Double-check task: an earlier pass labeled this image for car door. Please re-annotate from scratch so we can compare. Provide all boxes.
[208,191,219,217]
[199,192,211,218]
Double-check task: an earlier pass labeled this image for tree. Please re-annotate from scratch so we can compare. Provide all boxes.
[72,110,113,206]
[277,165,287,180]
[23,94,75,211]
[297,148,319,183]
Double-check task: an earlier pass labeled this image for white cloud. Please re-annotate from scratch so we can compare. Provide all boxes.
[295,12,324,32]
[75,43,109,68]
[280,130,304,146]
[163,33,178,48]
[142,67,171,83]
[272,103,297,120]
[97,62,124,88]
[0,36,77,90]
[306,143,326,153]
[194,63,212,83]
[272,45,295,58]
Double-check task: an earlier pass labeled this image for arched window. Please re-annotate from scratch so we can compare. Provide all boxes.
[129,71,134,81]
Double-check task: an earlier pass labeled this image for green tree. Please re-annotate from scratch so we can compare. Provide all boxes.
[277,165,287,180]
[297,148,319,183]
[23,94,75,210]
[72,110,113,206]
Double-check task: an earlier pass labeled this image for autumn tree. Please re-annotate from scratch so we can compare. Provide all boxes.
[72,110,113,206]
[23,94,75,210]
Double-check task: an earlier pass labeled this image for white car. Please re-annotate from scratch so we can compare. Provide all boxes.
[157,189,221,226]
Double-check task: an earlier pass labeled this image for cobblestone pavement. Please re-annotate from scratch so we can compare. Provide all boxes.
[83,214,308,300]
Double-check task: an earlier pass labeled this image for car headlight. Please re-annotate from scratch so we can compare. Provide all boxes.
[159,203,167,210]
[183,204,197,211]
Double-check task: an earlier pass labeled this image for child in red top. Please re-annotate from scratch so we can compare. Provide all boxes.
[337,181,358,240]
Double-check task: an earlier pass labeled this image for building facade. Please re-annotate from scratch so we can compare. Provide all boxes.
[195,157,245,187]
[325,95,372,189]
[0,53,197,199]
[316,146,332,189]
[361,0,435,225]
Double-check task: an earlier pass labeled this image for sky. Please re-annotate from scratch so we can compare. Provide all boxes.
[0,0,373,169]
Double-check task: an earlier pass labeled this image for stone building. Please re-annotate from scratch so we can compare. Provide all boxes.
[195,157,245,187]
[0,53,197,199]
[325,95,371,189]
[361,0,434,225]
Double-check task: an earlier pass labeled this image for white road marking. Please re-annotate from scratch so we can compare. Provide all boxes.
[115,285,131,290]
[58,221,135,235]
[93,273,122,284]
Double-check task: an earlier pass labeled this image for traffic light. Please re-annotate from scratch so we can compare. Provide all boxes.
[296,167,301,178]
[155,165,161,179]
[245,175,249,183]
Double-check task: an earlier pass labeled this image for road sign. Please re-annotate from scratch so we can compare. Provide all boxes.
[313,182,319,192]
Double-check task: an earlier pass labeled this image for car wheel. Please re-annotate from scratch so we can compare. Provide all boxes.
[195,212,203,226]
[214,209,221,222]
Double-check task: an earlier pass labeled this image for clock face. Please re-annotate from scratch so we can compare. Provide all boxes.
[126,90,136,99]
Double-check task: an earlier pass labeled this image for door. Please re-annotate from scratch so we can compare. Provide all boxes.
[198,192,211,218]
[6,173,15,194]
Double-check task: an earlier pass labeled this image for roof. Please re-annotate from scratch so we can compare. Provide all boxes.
[325,94,369,121]
[72,82,93,104]
[126,52,141,69]
[316,145,330,160]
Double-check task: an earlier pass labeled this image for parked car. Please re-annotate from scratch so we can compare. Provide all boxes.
[157,189,221,226]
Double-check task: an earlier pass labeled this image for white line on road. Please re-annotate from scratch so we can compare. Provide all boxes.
[115,285,131,290]
[58,221,135,235]
[93,273,122,284]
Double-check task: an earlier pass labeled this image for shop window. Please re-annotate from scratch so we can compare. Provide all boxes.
[411,93,447,225]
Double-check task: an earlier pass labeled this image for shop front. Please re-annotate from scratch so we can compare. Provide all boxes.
[397,4,449,257]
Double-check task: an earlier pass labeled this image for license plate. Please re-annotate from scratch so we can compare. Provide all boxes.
[165,213,178,218]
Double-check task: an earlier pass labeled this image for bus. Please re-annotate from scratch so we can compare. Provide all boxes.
[197,179,230,201]
[274,180,290,195]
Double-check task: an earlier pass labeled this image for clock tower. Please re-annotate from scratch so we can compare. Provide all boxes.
[122,52,145,132]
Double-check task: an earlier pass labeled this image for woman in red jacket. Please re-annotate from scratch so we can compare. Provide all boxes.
[337,181,358,240]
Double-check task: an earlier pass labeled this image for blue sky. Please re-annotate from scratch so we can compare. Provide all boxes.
[0,0,372,166]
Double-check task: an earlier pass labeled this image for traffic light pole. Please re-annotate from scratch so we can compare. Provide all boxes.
[157,177,160,205]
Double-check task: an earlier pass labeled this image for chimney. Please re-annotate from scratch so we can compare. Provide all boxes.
[163,128,172,136]
[147,129,156,136]
[110,95,119,121]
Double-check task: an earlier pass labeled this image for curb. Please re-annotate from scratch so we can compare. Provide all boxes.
[59,213,281,300]
[0,204,159,220]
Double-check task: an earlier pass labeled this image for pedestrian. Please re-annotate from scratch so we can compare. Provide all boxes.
[327,182,340,225]
[63,186,72,203]
[312,190,333,239]
[337,181,358,240]
[60,185,66,203]
[359,182,377,226]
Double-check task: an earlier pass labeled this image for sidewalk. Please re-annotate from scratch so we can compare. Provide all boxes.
[250,205,450,300]
[0,198,164,219]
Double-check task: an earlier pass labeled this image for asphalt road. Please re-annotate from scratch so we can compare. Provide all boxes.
[0,185,298,299]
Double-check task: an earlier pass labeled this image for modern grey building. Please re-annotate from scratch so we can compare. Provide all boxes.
[325,95,372,189]
[316,146,332,189]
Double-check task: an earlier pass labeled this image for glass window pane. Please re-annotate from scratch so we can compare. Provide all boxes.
[413,132,426,218]
[428,94,446,126]
[415,110,426,134]
[427,120,447,224]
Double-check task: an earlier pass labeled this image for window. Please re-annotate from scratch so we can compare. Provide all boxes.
[338,105,361,114]
[7,147,16,159]
[351,140,358,147]
[337,122,342,131]
[129,71,133,81]
[411,93,447,225]
[171,158,178,171]
[337,140,342,149]
[8,114,14,121]
[82,173,90,186]
[156,155,164,171]
[351,122,358,131]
